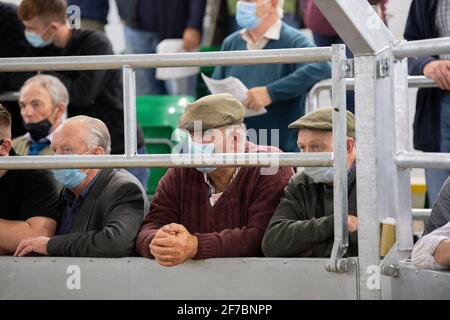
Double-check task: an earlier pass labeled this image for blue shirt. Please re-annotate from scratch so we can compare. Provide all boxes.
[212,23,331,152]
[56,171,100,235]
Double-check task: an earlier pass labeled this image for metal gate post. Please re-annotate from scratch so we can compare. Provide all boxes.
[378,43,415,299]
[327,44,349,273]
[354,51,393,300]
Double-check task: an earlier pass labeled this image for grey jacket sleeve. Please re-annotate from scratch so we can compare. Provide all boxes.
[47,182,147,257]
[262,179,334,257]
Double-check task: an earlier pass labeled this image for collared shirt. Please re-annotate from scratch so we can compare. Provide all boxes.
[412,221,450,270]
[56,171,100,235]
[23,131,53,143]
[24,132,53,156]
[204,168,241,206]
[436,0,450,60]
[240,19,282,50]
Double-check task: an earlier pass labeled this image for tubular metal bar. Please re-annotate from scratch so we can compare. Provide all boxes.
[393,36,450,59]
[0,153,333,170]
[0,48,332,72]
[327,44,349,274]
[123,67,138,156]
[0,91,19,102]
[307,76,436,113]
[396,151,450,169]
[412,209,431,222]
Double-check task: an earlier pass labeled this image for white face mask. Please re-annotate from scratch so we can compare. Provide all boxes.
[304,167,335,184]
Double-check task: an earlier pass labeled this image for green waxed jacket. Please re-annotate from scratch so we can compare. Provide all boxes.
[262,165,358,258]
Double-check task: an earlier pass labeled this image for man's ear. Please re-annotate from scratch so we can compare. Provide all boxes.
[347,137,355,153]
[93,146,105,155]
[0,139,12,156]
[53,103,65,122]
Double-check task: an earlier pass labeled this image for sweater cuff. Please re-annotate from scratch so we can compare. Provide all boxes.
[266,84,279,104]
[194,233,218,259]
[418,56,437,75]
[138,233,156,259]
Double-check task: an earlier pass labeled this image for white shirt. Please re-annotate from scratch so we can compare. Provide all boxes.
[412,221,450,270]
[240,19,282,50]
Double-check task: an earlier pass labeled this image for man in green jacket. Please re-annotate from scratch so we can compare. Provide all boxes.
[262,107,358,257]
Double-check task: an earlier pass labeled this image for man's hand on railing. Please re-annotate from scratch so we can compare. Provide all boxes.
[423,60,450,91]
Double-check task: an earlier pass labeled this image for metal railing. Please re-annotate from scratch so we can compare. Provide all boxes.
[0,45,351,273]
[307,75,437,113]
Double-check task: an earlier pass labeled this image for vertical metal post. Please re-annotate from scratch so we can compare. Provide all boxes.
[355,50,398,299]
[380,44,414,284]
[391,44,414,254]
[327,44,349,273]
[123,66,138,156]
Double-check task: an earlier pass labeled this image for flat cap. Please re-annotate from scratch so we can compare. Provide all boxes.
[288,107,355,138]
[179,93,245,132]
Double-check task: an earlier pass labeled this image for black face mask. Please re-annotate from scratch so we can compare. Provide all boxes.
[24,119,52,141]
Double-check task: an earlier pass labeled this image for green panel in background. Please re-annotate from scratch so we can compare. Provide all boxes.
[136,95,194,194]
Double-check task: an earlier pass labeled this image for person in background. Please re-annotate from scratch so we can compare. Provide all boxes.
[18,0,149,190]
[13,75,68,156]
[404,0,450,207]
[66,0,110,32]
[212,0,331,152]
[227,0,299,34]
[0,104,59,255]
[14,116,149,258]
[0,2,33,138]
[116,0,207,96]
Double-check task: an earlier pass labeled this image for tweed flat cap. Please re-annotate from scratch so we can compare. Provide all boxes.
[288,107,355,138]
[179,93,245,132]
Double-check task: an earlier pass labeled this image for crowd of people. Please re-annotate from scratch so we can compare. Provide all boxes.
[0,0,449,270]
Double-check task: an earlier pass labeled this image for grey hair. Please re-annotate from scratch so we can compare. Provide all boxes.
[276,0,284,18]
[21,74,69,108]
[65,116,111,155]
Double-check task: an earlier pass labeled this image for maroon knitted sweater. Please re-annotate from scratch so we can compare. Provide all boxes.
[136,142,294,259]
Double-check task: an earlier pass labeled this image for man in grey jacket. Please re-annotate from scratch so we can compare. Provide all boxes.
[14,116,149,257]
[262,107,358,257]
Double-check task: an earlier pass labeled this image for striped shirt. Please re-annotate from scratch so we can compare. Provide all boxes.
[436,0,450,60]
[412,221,450,270]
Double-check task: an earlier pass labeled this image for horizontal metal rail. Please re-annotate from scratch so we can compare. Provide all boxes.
[0,91,19,102]
[412,209,431,222]
[393,36,450,59]
[307,76,436,112]
[396,151,450,169]
[0,152,333,170]
[0,47,332,72]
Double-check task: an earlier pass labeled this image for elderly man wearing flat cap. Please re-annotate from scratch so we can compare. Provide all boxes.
[136,93,294,266]
[262,107,358,258]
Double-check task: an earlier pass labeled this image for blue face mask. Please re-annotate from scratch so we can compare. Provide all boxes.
[236,1,261,30]
[52,168,87,189]
[189,140,217,174]
[304,167,335,184]
[25,29,53,48]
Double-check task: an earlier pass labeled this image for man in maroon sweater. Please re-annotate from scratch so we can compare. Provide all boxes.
[136,93,294,266]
